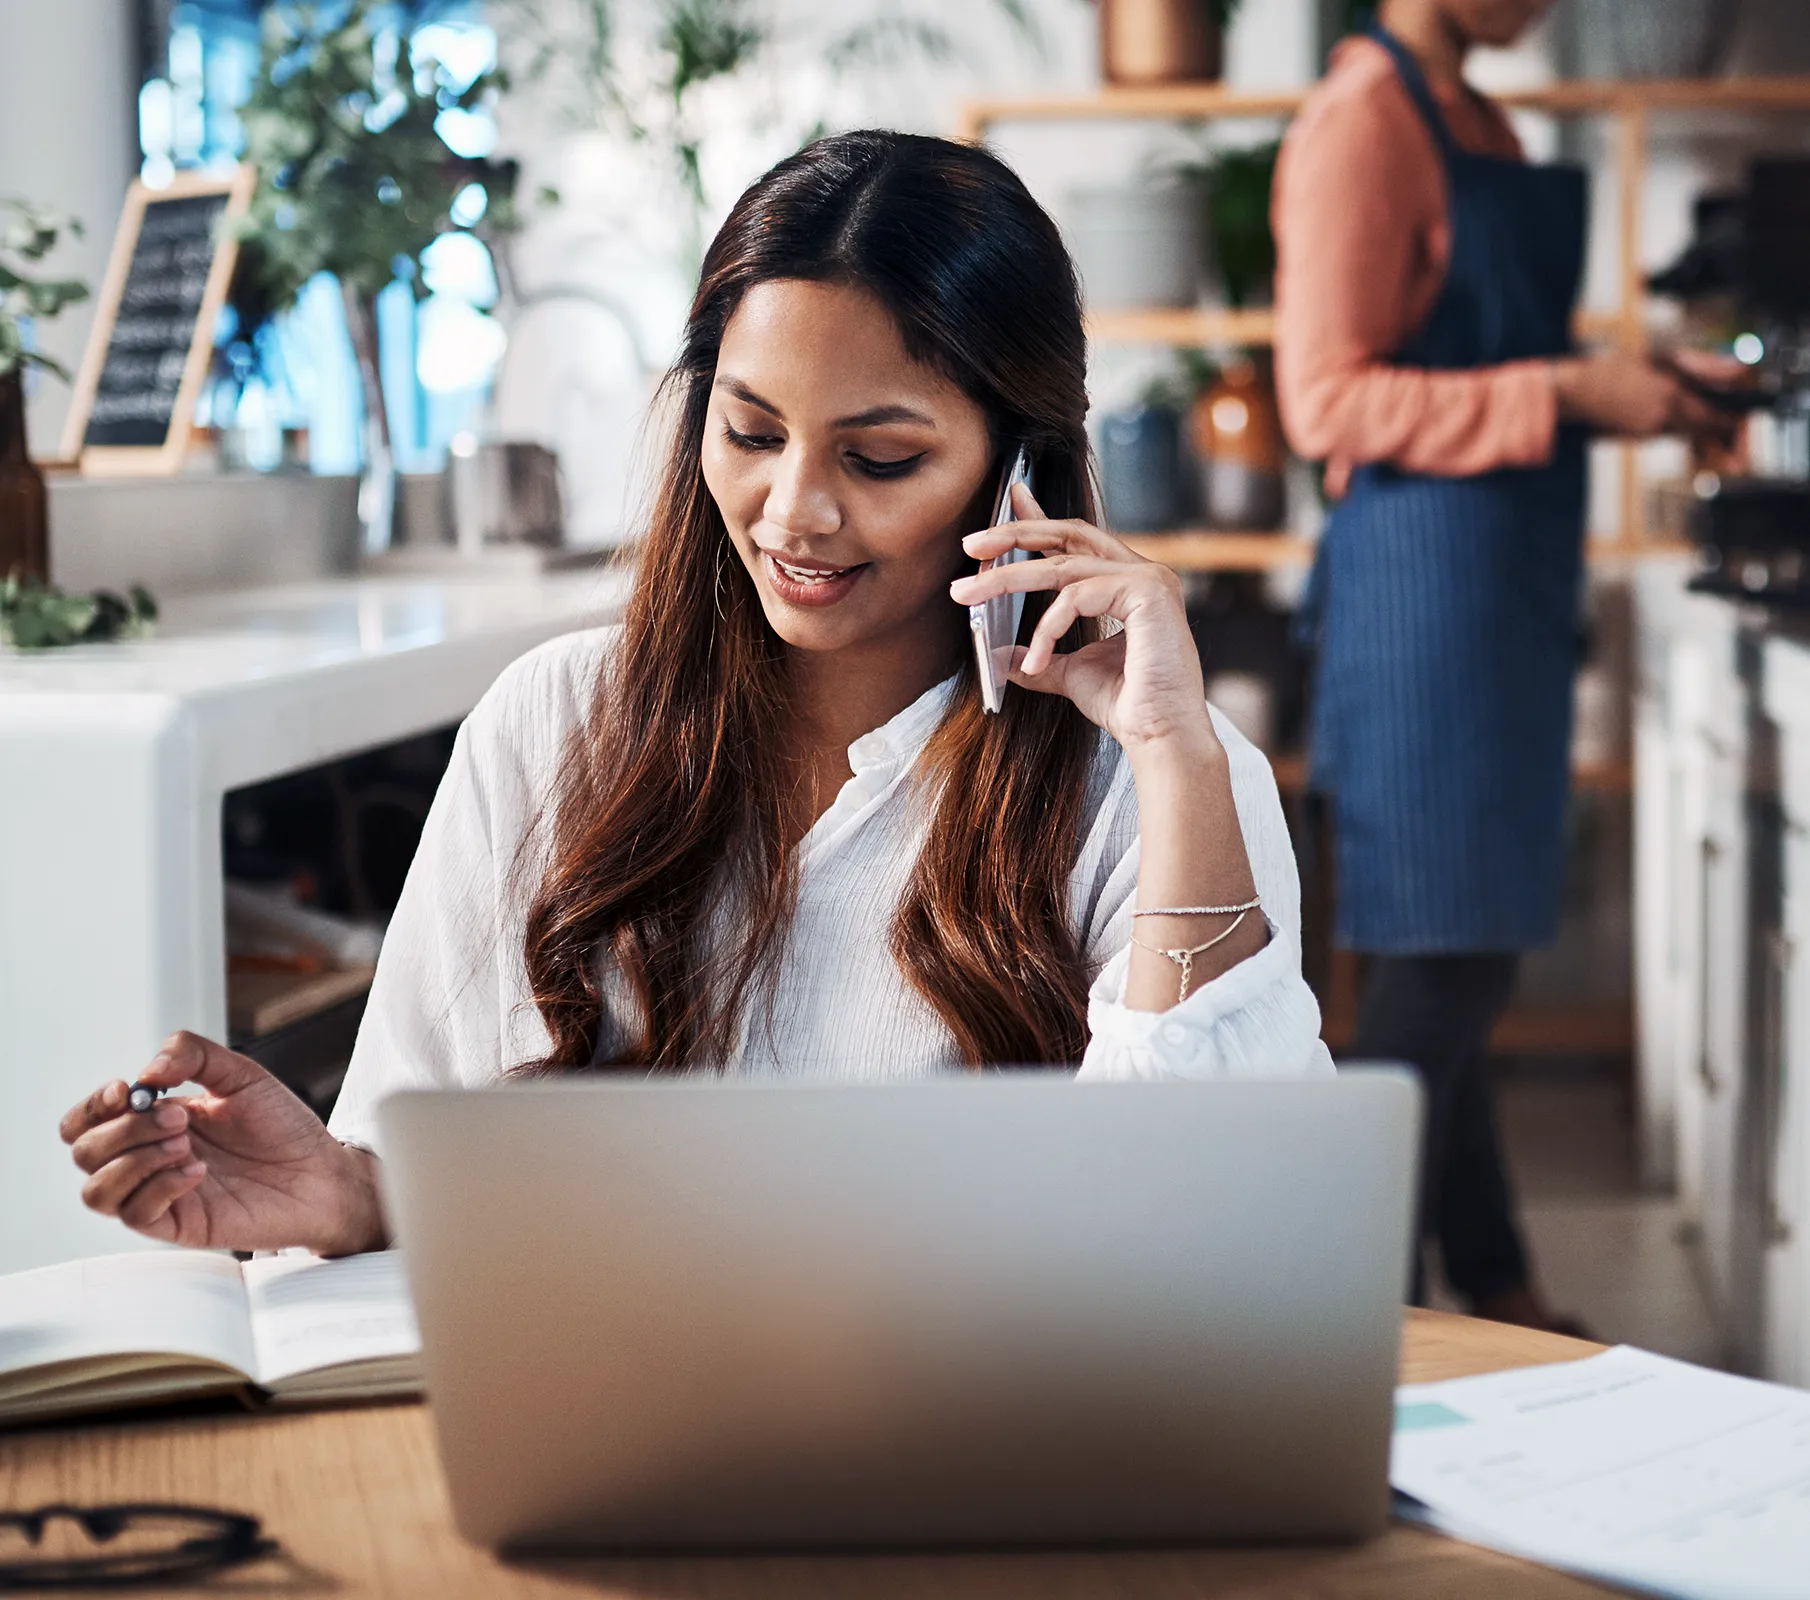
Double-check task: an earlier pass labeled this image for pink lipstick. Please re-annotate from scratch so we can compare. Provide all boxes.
[761,550,868,607]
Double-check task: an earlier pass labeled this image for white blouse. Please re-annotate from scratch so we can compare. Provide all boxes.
[328,627,1334,1153]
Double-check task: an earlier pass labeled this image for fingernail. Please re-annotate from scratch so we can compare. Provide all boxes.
[181,1161,206,1178]
[160,1135,188,1154]
[103,1082,125,1110]
[153,1102,185,1128]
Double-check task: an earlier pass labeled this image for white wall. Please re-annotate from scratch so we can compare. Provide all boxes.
[0,0,136,458]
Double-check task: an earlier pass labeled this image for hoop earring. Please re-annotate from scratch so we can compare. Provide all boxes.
[711,532,732,624]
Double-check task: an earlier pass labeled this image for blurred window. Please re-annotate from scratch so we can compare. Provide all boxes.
[133,1,502,471]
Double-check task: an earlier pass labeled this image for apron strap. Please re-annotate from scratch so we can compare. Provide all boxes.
[1368,25,1459,163]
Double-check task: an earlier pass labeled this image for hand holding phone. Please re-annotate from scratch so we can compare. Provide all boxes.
[969,445,1033,714]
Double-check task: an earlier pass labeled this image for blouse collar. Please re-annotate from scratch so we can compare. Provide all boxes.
[846,671,961,779]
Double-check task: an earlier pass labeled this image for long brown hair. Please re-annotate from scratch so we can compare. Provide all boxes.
[522,130,1103,1071]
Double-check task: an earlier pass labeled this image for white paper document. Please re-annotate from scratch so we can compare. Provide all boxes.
[1392,1345,1810,1600]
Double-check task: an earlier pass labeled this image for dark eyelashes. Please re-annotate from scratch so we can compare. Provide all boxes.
[721,422,925,480]
[851,452,926,480]
[723,421,781,452]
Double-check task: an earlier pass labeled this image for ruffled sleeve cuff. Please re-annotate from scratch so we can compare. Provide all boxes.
[1078,920,1336,1081]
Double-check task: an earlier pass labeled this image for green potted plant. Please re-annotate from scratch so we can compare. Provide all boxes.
[236,0,517,550]
[1200,140,1279,310]
[0,201,88,581]
[1167,128,1279,313]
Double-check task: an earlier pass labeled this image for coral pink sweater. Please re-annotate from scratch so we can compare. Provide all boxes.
[1272,37,1561,498]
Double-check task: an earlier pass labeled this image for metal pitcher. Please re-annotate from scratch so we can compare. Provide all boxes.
[449,438,566,552]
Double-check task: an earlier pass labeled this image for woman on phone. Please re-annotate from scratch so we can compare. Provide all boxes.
[60,132,1331,1258]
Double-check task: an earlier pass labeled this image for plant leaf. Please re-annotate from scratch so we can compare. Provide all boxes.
[22,349,72,381]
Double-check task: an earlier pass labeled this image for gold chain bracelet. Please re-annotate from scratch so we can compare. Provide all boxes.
[1131,909,1251,1006]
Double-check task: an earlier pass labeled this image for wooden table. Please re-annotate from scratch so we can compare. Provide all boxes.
[1,1310,1624,1598]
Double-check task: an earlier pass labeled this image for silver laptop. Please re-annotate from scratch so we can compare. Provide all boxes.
[378,1072,1420,1552]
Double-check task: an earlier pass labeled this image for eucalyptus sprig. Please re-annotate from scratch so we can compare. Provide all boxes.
[0,573,158,650]
[0,200,89,381]
[496,0,1046,264]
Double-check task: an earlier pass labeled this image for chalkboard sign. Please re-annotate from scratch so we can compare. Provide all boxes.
[62,168,254,474]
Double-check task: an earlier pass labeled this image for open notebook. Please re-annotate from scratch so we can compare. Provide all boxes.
[0,1248,420,1427]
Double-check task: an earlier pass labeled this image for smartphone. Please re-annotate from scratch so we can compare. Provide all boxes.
[1674,369,1775,414]
[969,444,1033,715]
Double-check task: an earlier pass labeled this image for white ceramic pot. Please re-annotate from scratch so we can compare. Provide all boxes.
[1066,182,1203,313]
[1571,0,1738,79]
[1197,458,1286,532]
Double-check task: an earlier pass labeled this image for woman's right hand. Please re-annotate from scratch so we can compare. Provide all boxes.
[59,1032,385,1256]
[1551,349,1738,446]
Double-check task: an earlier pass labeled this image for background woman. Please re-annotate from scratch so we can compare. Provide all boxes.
[1274,0,1733,1327]
[61,131,1330,1257]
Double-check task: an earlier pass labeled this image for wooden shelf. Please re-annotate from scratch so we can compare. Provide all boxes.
[1269,752,1630,797]
[1586,536,1692,562]
[1316,945,1632,1055]
[1496,76,1810,115]
[1121,530,1308,568]
[959,75,1810,138]
[1121,530,1689,574]
[1489,1000,1634,1056]
[1271,752,1308,793]
[228,964,376,1041]
[1088,306,1275,346]
[1089,306,1624,348]
[1573,759,1634,795]
[1322,999,1634,1056]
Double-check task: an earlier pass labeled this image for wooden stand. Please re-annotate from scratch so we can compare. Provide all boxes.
[961,74,1810,565]
[961,75,1810,1057]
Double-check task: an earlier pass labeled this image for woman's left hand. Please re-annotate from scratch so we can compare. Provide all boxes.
[949,482,1213,753]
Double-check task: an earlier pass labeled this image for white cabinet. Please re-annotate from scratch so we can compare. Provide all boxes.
[1634,564,1701,1194]
[1633,568,1771,1372]
[1633,654,1682,1187]
[1762,637,1810,1387]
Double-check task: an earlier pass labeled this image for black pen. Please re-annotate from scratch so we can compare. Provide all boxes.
[127,1082,165,1114]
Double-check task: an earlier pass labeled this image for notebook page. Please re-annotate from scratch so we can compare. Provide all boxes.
[1392,1345,1810,1600]
[242,1250,420,1389]
[0,1251,255,1391]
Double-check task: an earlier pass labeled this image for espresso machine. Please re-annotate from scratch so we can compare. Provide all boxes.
[1671,159,1810,608]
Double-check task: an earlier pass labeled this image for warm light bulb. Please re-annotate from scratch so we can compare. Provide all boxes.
[1210,396,1249,436]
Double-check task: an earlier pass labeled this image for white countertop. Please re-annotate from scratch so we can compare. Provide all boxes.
[0,567,633,795]
[0,567,632,699]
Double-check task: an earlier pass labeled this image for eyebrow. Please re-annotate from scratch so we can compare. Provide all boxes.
[714,377,936,430]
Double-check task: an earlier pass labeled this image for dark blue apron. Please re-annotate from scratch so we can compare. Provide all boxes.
[1304,28,1589,954]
